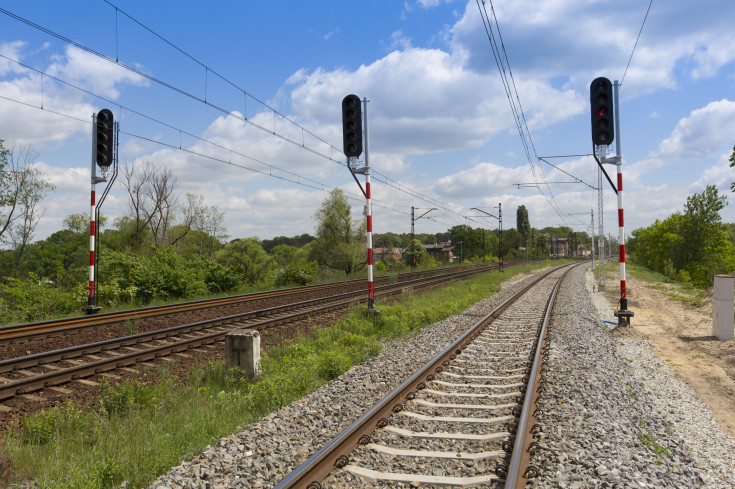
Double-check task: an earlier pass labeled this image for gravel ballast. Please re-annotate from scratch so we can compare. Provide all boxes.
[148,265,735,488]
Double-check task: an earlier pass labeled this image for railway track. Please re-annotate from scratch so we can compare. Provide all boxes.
[274,262,577,488]
[0,264,494,404]
[0,264,491,347]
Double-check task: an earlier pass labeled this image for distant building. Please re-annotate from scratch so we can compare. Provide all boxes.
[374,247,403,261]
[577,244,589,256]
[549,237,570,257]
[422,242,456,262]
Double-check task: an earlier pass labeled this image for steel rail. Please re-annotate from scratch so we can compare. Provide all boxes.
[0,265,491,402]
[0,264,494,346]
[505,262,579,487]
[273,263,571,489]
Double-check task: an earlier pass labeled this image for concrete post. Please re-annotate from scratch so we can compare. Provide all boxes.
[713,275,734,341]
[225,329,261,378]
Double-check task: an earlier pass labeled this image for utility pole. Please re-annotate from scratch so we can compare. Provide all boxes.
[591,208,596,280]
[410,206,436,271]
[597,163,606,291]
[470,206,502,270]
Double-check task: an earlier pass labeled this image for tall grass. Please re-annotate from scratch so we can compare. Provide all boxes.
[1,261,553,488]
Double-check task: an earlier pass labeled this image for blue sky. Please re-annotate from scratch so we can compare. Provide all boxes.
[1,0,734,244]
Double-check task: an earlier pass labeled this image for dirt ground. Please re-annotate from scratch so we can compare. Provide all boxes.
[597,267,735,438]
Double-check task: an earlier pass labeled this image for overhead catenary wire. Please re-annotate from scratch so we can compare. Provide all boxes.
[0,90,409,216]
[475,0,570,226]
[0,6,473,225]
[621,0,653,88]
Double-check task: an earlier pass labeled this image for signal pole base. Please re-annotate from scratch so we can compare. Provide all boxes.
[83,305,101,315]
[365,299,380,317]
[83,297,101,315]
[614,308,634,326]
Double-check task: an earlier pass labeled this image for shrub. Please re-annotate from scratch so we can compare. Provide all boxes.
[0,274,80,322]
[99,379,162,417]
[15,402,83,445]
[316,350,351,380]
[274,260,319,287]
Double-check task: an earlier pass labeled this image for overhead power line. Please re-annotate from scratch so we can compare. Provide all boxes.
[0,7,474,224]
[621,0,653,87]
[475,0,569,226]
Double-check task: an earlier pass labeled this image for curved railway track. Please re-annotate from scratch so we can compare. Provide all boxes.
[0,264,492,347]
[275,262,577,489]
[0,264,495,404]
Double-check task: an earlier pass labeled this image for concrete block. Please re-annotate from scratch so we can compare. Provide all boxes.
[225,329,261,378]
[713,275,734,341]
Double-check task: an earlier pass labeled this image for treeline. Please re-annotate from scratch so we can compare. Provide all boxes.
[628,185,735,287]
[0,139,597,324]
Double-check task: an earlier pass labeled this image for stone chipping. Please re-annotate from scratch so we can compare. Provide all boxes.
[147,265,735,489]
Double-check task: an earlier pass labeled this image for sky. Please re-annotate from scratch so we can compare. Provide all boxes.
[0,0,734,246]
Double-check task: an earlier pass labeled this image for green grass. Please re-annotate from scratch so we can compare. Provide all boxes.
[626,263,706,307]
[1,260,558,488]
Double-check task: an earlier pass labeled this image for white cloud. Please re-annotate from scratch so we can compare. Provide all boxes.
[449,0,735,99]
[657,99,735,159]
[47,45,148,99]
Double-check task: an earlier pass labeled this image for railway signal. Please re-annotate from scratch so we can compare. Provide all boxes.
[342,94,363,158]
[590,77,614,146]
[95,109,114,170]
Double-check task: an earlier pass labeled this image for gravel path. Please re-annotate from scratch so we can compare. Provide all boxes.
[529,265,735,488]
[147,265,735,489]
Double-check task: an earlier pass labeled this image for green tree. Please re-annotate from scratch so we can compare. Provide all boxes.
[310,189,365,275]
[629,186,735,286]
[449,225,487,261]
[516,205,531,244]
[404,239,426,269]
[729,145,735,192]
[215,238,273,286]
[681,185,727,265]
[500,228,524,259]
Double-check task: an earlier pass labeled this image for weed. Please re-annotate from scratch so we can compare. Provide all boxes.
[637,424,673,460]
[316,350,351,380]
[89,456,123,488]
[125,318,139,336]
[99,378,162,417]
[667,294,704,308]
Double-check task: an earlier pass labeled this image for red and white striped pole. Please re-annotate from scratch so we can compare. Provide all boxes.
[85,112,100,314]
[87,187,97,309]
[363,97,375,312]
[366,174,375,310]
[616,163,626,304]
[612,79,633,325]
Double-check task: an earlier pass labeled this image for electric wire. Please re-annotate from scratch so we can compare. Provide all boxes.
[621,0,653,88]
[0,6,472,225]
[475,0,570,225]
[0,67,412,219]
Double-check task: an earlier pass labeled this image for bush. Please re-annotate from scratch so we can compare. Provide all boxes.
[274,260,319,287]
[316,350,351,380]
[99,378,162,417]
[14,402,84,445]
[198,259,241,293]
[0,274,81,323]
[131,247,208,302]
